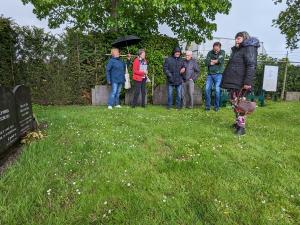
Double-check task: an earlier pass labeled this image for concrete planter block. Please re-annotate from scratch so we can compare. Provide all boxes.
[125,88,147,106]
[92,85,112,106]
[153,84,203,106]
[286,92,300,101]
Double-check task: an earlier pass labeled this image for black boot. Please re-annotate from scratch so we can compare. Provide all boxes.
[232,123,238,129]
[235,126,246,135]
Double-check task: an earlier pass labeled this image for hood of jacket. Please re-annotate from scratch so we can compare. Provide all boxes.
[172,46,182,56]
[241,37,260,48]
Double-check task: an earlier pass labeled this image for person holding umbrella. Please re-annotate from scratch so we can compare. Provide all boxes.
[106,48,131,109]
[132,49,148,108]
[106,35,141,109]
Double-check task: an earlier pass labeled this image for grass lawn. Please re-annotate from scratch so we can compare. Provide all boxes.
[0,102,299,225]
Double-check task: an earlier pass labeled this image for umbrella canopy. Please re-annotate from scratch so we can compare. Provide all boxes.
[112,35,141,48]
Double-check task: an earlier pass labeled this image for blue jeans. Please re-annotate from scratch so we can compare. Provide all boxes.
[205,74,222,110]
[108,83,122,106]
[167,84,182,108]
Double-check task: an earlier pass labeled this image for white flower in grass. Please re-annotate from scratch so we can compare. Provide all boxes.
[261,200,266,204]
[127,183,131,187]
[102,213,107,218]
[108,209,112,214]
[104,201,108,205]
[72,182,76,185]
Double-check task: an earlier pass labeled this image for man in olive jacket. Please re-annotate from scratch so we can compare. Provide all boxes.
[222,31,260,135]
[205,42,225,111]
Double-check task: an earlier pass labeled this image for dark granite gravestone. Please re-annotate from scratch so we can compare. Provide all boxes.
[125,88,148,105]
[0,86,20,154]
[13,85,34,137]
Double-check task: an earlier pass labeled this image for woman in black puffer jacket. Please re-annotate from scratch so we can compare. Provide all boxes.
[222,31,260,135]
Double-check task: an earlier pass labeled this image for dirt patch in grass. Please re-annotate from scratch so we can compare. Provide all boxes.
[0,143,23,176]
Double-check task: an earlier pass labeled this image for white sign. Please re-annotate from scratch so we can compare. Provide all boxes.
[263,65,279,92]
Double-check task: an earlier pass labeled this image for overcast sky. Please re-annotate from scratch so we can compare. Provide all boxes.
[1,0,299,61]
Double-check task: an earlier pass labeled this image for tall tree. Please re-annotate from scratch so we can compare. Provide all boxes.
[21,0,232,43]
[273,0,300,49]
[0,17,17,86]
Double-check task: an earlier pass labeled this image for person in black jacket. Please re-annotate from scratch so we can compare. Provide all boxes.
[163,47,185,109]
[222,31,260,135]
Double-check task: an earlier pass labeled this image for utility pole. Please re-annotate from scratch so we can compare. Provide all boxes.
[281,51,289,100]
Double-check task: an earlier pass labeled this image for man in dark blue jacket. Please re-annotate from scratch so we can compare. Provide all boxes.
[106,48,130,109]
[163,47,185,109]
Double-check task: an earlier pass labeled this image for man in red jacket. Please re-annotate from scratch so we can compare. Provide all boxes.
[132,49,148,108]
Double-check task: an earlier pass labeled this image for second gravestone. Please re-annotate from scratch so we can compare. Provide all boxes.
[0,86,20,154]
[13,85,34,136]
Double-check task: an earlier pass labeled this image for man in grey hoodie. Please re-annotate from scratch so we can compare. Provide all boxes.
[182,50,200,108]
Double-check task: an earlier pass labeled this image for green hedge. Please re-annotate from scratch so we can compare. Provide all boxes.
[1,16,299,104]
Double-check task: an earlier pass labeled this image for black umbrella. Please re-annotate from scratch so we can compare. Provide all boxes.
[112,35,141,49]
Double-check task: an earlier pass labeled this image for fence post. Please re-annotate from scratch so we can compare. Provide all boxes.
[281,51,289,100]
[151,73,155,103]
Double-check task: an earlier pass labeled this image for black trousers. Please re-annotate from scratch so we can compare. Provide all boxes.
[132,78,147,107]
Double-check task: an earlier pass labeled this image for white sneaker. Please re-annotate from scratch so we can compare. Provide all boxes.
[115,105,122,108]
[108,106,113,110]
